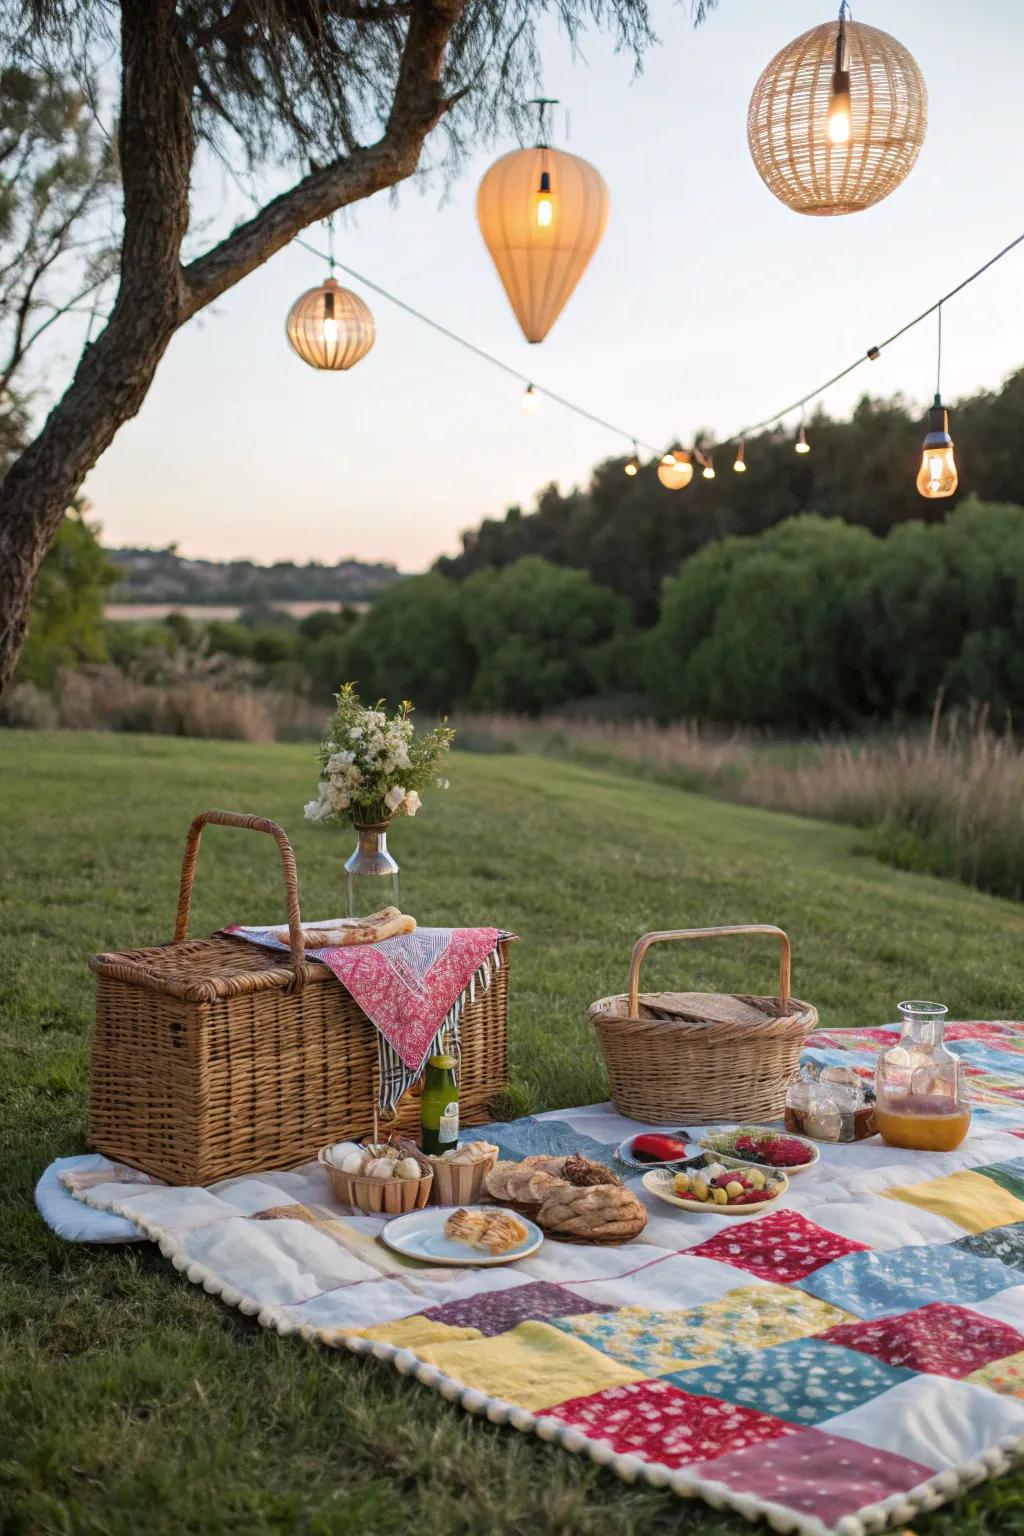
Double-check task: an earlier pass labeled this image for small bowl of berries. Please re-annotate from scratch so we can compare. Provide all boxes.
[697,1126,819,1174]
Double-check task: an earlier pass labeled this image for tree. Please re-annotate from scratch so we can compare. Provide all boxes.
[15,507,115,687]
[0,0,666,692]
[339,571,473,710]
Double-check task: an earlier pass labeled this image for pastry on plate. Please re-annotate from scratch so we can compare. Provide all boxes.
[443,1207,529,1255]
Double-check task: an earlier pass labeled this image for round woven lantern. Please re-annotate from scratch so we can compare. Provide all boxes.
[747,18,927,216]
[285,277,375,370]
[477,145,609,343]
[657,451,693,491]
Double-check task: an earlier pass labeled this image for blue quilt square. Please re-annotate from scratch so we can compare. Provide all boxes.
[955,1223,1024,1274]
[793,1243,1020,1319]
[665,1339,912,1426]
[467,1116,616,1165]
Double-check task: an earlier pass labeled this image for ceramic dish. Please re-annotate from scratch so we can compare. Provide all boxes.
[697,1126,820,1174]
[614,1132,693,1171]
[643,1165,788,1215]
[381,1206,544,1266]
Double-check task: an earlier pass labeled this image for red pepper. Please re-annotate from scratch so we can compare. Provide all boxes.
[631,1133,688,1162]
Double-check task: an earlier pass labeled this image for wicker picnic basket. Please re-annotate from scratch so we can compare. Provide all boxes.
[88,810,509,1186]
[588,924,816,1124]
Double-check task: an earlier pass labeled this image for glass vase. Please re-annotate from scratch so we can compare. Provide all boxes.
[876,1000,971,1151]
[344,821,400,919]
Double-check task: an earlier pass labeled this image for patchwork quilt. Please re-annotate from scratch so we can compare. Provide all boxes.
[61,1021,1024,1536]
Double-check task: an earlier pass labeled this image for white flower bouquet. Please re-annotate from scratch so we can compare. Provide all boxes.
[304,683,454,829]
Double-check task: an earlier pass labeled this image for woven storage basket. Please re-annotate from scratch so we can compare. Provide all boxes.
[589,925,816,1124]
[88,810,509,1186]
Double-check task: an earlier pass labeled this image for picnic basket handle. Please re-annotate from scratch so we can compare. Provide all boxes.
[174,810,306,975]
[627,924,791,1019]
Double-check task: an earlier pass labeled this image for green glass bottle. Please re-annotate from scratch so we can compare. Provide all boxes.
[421,1053,459,1155]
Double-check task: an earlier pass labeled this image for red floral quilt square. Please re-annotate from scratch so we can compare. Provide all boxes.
[692,1427,934,1527]
[818,1301,1024,1378]
[547,1379,796,1467]
[687,1210,869,1283]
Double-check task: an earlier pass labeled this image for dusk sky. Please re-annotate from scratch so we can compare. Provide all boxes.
[70,0,1024,571]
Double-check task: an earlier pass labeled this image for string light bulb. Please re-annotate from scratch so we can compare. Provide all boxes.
[624,443,640,477]
[702,455,716,480]
[917,303,957,499]
[917,397,957,499]
[827,5,852,145]
[521,383,540,413]
[657,450,693,491]
[795,422,811,454]
[733,440,747,473]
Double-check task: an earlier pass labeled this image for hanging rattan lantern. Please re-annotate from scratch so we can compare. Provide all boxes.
[286,277,375,370]
[477,137,610,344]
[657,451,693,491]
[747,9,927,216]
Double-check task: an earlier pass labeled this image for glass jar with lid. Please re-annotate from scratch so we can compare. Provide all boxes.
[875,1000,971,1151]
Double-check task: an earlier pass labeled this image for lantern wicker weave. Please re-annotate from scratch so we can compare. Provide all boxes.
[747,20,927,216]
[286,277,375,369]
[87,811,509,1186]
[589,925,816,1124]
[477,145,609,343]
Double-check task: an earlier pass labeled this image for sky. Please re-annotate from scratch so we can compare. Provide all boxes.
[66,0,1024,571]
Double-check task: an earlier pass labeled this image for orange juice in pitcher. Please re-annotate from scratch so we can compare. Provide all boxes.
[876,1001,971,1152]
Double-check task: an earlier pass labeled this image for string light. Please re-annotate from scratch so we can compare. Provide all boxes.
[795,421,811,454]
[702,455,716,480]
[288,225,1024,479]
[521,383,540,413]
[624,442,640,476]
[733,440,747,473]
[917,304,957,499]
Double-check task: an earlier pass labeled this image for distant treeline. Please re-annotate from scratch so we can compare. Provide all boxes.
[107,545,402,606]
[437,370,1024,625]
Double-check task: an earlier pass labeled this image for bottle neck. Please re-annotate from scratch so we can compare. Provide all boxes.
[900,1015,943,1047]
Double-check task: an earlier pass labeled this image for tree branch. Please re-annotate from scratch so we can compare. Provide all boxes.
[182,0,464,315]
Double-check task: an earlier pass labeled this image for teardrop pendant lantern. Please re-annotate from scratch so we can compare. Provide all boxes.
[286,276,376,370]
[477,106,610,343]
[748,7,927,216]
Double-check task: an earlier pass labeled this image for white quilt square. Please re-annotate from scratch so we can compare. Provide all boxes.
[822,1373,1024,1471]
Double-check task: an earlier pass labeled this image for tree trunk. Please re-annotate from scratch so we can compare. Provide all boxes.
[0,0,461,693]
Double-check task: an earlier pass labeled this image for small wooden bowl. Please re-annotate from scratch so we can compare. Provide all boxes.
[428,1151,498,1207]
[319,1145,433,1215]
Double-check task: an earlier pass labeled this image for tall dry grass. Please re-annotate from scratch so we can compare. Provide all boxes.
[456,704,1024,901]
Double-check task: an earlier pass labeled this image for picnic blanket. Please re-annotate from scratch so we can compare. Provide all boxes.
[225,922,513,1111]
[58,1021,1024,1536]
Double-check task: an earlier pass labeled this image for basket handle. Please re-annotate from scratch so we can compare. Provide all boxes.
[627,924,791,1019]
[174,810,306,977]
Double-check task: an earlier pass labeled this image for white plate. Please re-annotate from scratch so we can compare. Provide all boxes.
[643,1167,788,1215]
[614,1132,695,1171]
[381,1206,544,1266]
[697,1127,820,1174]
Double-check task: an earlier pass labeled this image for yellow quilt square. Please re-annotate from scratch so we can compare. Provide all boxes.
[412,1320,647,1410]
[966,1350,1024,1398]
[348,1315,482,1350]
[883,1169,1024,1233]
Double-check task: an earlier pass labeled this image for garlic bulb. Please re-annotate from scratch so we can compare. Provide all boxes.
[363,1156,396,1180]
[393,1156,423,1181]
[339,1152,365,1176]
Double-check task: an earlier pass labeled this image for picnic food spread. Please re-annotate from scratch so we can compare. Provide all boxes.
[673,1162,777,1206]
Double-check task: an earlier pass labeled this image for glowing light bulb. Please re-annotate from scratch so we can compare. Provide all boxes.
[624,457,639,477]
[827,83,851,145]
[916,397,958,499]
[733,440,746,473]
[795,424,810,454]
[322,316,339,344]
[521,384,540,413]
[702,456,716,481]
[534,168,554,228]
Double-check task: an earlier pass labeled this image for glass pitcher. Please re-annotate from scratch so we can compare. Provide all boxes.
[876,1000,971,1151]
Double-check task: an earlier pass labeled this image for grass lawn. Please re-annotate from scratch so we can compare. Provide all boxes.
[3,728,1024,1536]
